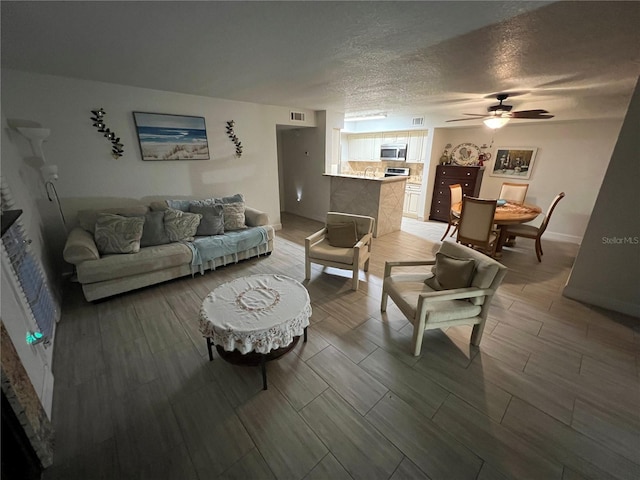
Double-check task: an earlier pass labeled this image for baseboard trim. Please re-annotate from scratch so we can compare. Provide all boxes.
[563,285,640,318]
[542,231,581,244]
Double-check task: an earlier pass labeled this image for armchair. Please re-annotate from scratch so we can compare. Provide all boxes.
[381,241,507,356]
[305,212,375,291]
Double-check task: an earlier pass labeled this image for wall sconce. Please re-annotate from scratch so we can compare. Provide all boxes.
[91,108,124,158]
[225,120,243,158]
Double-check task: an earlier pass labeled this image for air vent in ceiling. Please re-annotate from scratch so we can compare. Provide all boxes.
[412,116,425,126]
[290,111,305,121]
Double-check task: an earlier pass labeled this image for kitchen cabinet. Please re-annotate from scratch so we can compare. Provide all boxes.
[346,130,428,162]
[406,131,428,163]
[429,165,484,222]
[347,133,378,161]
[403,183,421,218]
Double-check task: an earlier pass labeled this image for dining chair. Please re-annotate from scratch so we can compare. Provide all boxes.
[305,212,375,290]
[504,192,566,262]
[499,182,529,204]
[456,197,499,257]
[381,241,508,356]
[440,183,463,241]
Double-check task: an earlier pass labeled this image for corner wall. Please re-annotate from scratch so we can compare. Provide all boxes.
[563,79,640,317]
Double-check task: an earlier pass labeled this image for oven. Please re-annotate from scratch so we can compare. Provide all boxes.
[384,167,410,177]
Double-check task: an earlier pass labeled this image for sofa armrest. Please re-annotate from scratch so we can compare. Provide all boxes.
[245,206,269,227]
[63,227,100,265]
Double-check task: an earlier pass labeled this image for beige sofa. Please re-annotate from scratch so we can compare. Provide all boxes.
[63,197,274,301]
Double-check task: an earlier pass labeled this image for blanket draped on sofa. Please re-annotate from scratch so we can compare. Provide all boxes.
[185,226,269,274]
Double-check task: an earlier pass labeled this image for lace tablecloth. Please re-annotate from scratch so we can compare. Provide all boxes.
[199,274,312,354]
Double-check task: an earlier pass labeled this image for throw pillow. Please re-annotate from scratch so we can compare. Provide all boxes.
[215,193,244,204]
[189,204,225,236]
[77,206,149,233]
[165,199,192,212]
[424,252,475,290]
[327,222,358,248]
[140,211,171,247]
[94,213,145,254]
[223,201,247,231]
[164,208,202,242]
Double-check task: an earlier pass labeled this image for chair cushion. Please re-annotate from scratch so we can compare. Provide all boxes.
[164,208,202,242]
[77,206,149,233]
[140,211,171,247]
[94,213,145,254]
[424,252,475,290]
[327,222,358,247]
[385,275,482,323]
[309,239,354,264]
[189,204,225,236]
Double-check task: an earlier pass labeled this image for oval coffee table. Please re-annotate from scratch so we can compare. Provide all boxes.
[199,274,311,389]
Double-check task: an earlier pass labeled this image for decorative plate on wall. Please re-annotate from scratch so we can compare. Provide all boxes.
[451,143,481,166]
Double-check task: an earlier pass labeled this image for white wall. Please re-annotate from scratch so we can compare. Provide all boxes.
[1,69,316,270]
[425,119,624,243]
[564,79,640,317]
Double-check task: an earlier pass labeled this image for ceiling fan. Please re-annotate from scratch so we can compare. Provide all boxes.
[446,93,554,128]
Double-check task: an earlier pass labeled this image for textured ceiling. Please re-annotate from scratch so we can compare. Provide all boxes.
[2,1,639,126]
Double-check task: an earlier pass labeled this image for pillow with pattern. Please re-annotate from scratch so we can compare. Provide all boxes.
[164,208,202,242]
[222,201,246,231]
[94,213,145,254]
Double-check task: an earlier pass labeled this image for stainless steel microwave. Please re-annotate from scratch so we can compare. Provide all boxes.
[380,143,407,161]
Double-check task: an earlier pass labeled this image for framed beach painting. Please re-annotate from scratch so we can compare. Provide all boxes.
[133,112,210,160]
[491,147,537,179]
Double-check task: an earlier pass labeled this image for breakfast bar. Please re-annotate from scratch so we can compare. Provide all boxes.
[324,174,407,237]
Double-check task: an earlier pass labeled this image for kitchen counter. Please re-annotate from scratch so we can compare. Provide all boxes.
[326,174,407,237]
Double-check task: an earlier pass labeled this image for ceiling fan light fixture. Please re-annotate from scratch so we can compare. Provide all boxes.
[483,116,510,129]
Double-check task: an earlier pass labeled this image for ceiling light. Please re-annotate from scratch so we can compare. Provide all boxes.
[483,116,510,129]
[345,113,387,122]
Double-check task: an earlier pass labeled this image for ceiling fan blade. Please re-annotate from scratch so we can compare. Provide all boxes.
[446,117,488,122]
[511,111,555,119]
[512,109,550,115]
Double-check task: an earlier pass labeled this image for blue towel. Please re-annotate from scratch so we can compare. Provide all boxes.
[185,226,269,275]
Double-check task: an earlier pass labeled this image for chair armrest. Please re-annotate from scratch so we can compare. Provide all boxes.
[63,227,100,264]
[305,228,327,249]
[354,232,372,249]
[419,287,494,303]
[384,259,436,278]
[244,206,269,227]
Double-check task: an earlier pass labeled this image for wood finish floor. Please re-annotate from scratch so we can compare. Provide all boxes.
[45,213,640,480]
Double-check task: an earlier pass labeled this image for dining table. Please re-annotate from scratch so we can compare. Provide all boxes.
[451,201,542,256]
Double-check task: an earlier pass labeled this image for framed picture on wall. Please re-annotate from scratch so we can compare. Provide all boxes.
[133,112,210,160]
[490,147,538,179]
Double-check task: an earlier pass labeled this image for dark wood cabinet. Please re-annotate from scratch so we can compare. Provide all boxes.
[429,165,484,222]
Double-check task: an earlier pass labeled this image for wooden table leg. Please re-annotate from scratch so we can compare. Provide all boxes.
[261,355,267,390]
[206,337,214,362]
[304,326,308,343]
[495,226,510,254]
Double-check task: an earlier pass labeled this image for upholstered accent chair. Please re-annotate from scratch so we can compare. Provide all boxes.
[504,192,566,262]
[499,182,529,204]
[440,183,463,241]
[456,197,499,257]
[381,241,507,356]
[305,212,375,291]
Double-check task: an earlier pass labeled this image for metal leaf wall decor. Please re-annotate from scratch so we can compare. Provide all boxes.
[225,120,243,158]
[90,108,124,158]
